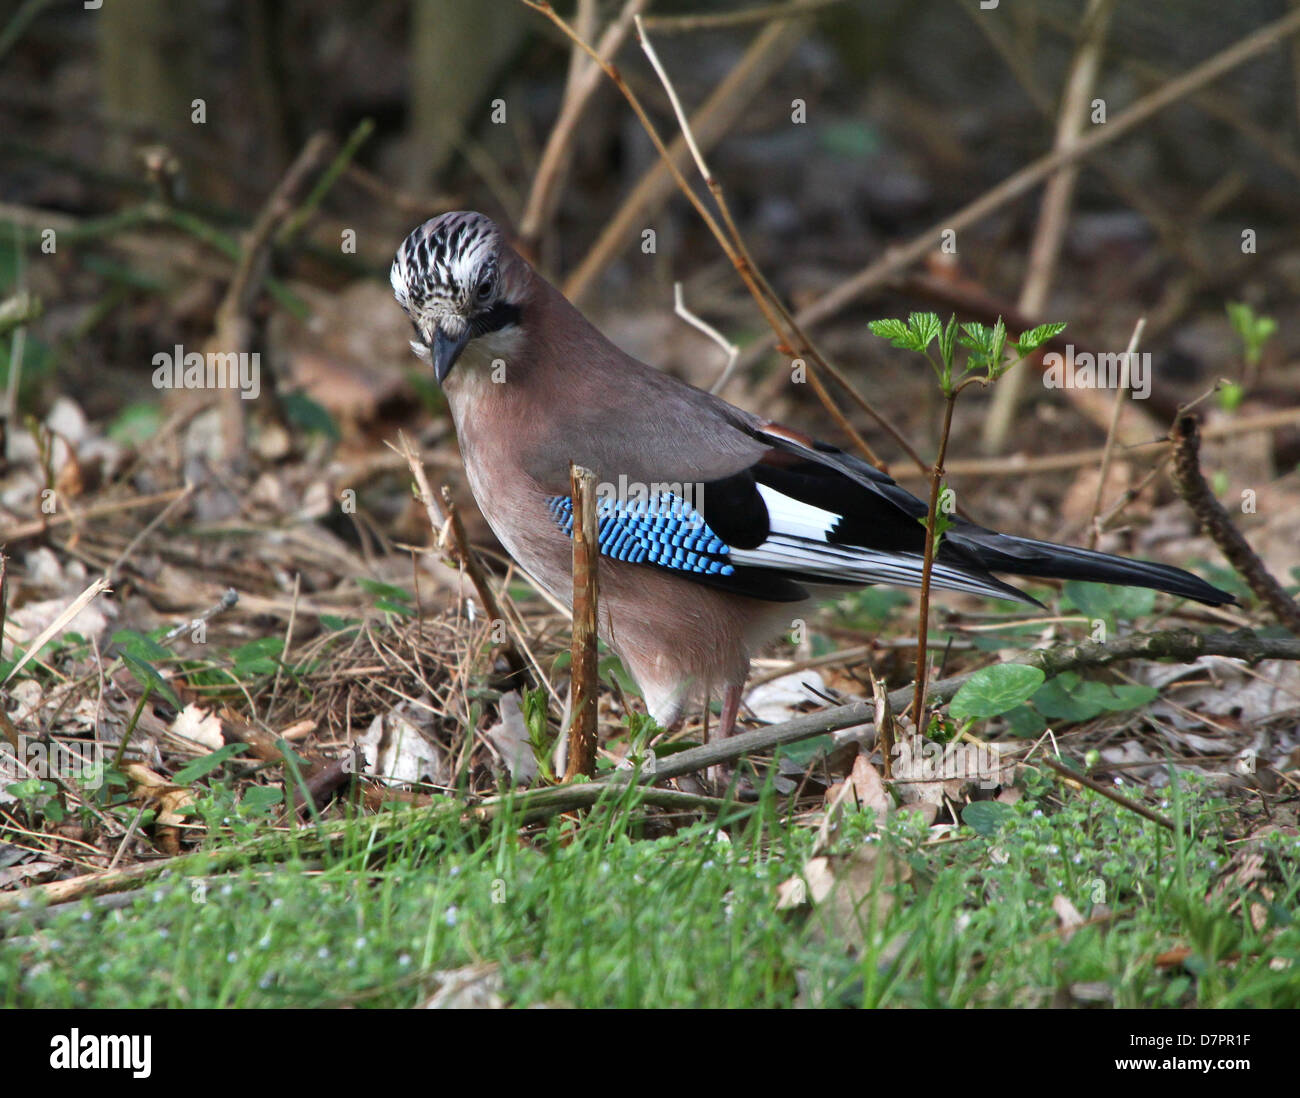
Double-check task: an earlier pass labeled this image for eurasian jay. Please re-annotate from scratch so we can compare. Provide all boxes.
[391,211,1233,740]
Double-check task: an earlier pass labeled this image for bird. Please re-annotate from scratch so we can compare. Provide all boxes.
[391,211,1234,742]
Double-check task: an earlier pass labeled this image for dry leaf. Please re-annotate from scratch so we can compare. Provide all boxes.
[778,842,911,952]
[745,671,828,723]
[420,963,504,1009]
[358,702,448,787]
[170,704,224,752]
[1052,894,1085,941]
[482,690,537,785]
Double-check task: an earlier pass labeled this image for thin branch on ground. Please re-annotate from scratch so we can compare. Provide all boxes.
[631,628,1300,782]
[885,406,1300,481]
[391,433,533,689]
[1169,416,1300,633]
[1039,756,1175,831]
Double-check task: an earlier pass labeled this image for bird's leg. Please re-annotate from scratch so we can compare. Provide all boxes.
[707,684,743,790]
[718,683,741,740]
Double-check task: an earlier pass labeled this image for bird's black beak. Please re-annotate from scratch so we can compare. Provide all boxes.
[432,325,471,384]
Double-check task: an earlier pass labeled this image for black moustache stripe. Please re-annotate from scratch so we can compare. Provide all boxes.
[469,302,521,338]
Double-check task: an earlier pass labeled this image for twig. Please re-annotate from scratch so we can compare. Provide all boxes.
[982,0,1116,453]
[630,628,1300,782]
[390,431,448,540]
[1039,756,1175,831]
[160,587,240,644]
[1086,316,1145,549]
[911,390,959,730]
[0,0,54,62]
[392,432,534,689]
[441,488,535,691]
[868,668,895,780]
[1169,416,1300,633]
[2,577,111,686]
[560,15,803,305]
[105,805,148,873]
[670,282,739,392]
[275,118,375,247]
[210,130,336,457]
[0,784,736,915]
[887,406,1300,481]
[0,485,193,545]
[519,0,648,250]
[106,480,196,582]
[643,0,846,33]
[564,464,600,780]
[631,11,887,467]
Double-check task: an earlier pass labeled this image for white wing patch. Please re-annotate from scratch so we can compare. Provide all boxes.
[732,484,1031,603]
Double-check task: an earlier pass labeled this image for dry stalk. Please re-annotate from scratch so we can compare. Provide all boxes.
[887,406,1300,481]
[982,0,1116,453]
[1086,316,1145,549]
[209,131,335,459]
[519,0,649,250]
[643,0,847,33]
[564,464,600,780]
[671,282,738,393]
[1169,416,1300,633]
[525,1,899,470]
[632,11,890,469]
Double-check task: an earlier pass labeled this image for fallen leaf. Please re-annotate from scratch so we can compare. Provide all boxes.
[482,691,537,785]
[420,963,504,1009]
[170,704,224,751]
[1052,894,1085,941]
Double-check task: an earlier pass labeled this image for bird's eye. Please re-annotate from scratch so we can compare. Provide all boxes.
[476,275,494,300]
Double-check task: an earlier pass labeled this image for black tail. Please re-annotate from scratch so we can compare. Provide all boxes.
[947,532,1236,607]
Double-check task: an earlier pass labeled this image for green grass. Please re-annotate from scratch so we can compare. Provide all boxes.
[3,773,1297,1008]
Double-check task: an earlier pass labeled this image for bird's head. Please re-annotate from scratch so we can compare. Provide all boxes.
[390,211,525,383]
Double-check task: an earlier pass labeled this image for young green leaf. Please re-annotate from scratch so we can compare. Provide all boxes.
[1013,322,1067,357]
[121,653,181,709]
[961,800,1015,837]
[938,314,958,374]
[173,743,249,784]
[867,318,913,348]
[907,311,943,351]
[949,663,1047,720]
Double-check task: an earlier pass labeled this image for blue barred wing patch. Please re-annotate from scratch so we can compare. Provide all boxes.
[547,493,735,577]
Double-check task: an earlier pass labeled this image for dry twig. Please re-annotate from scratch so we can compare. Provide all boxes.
[1086,316,1145,549]
[982,0,1116,453]
[634,628,1300,782]
[1169,416,1300,633]
[564,464,600,780]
